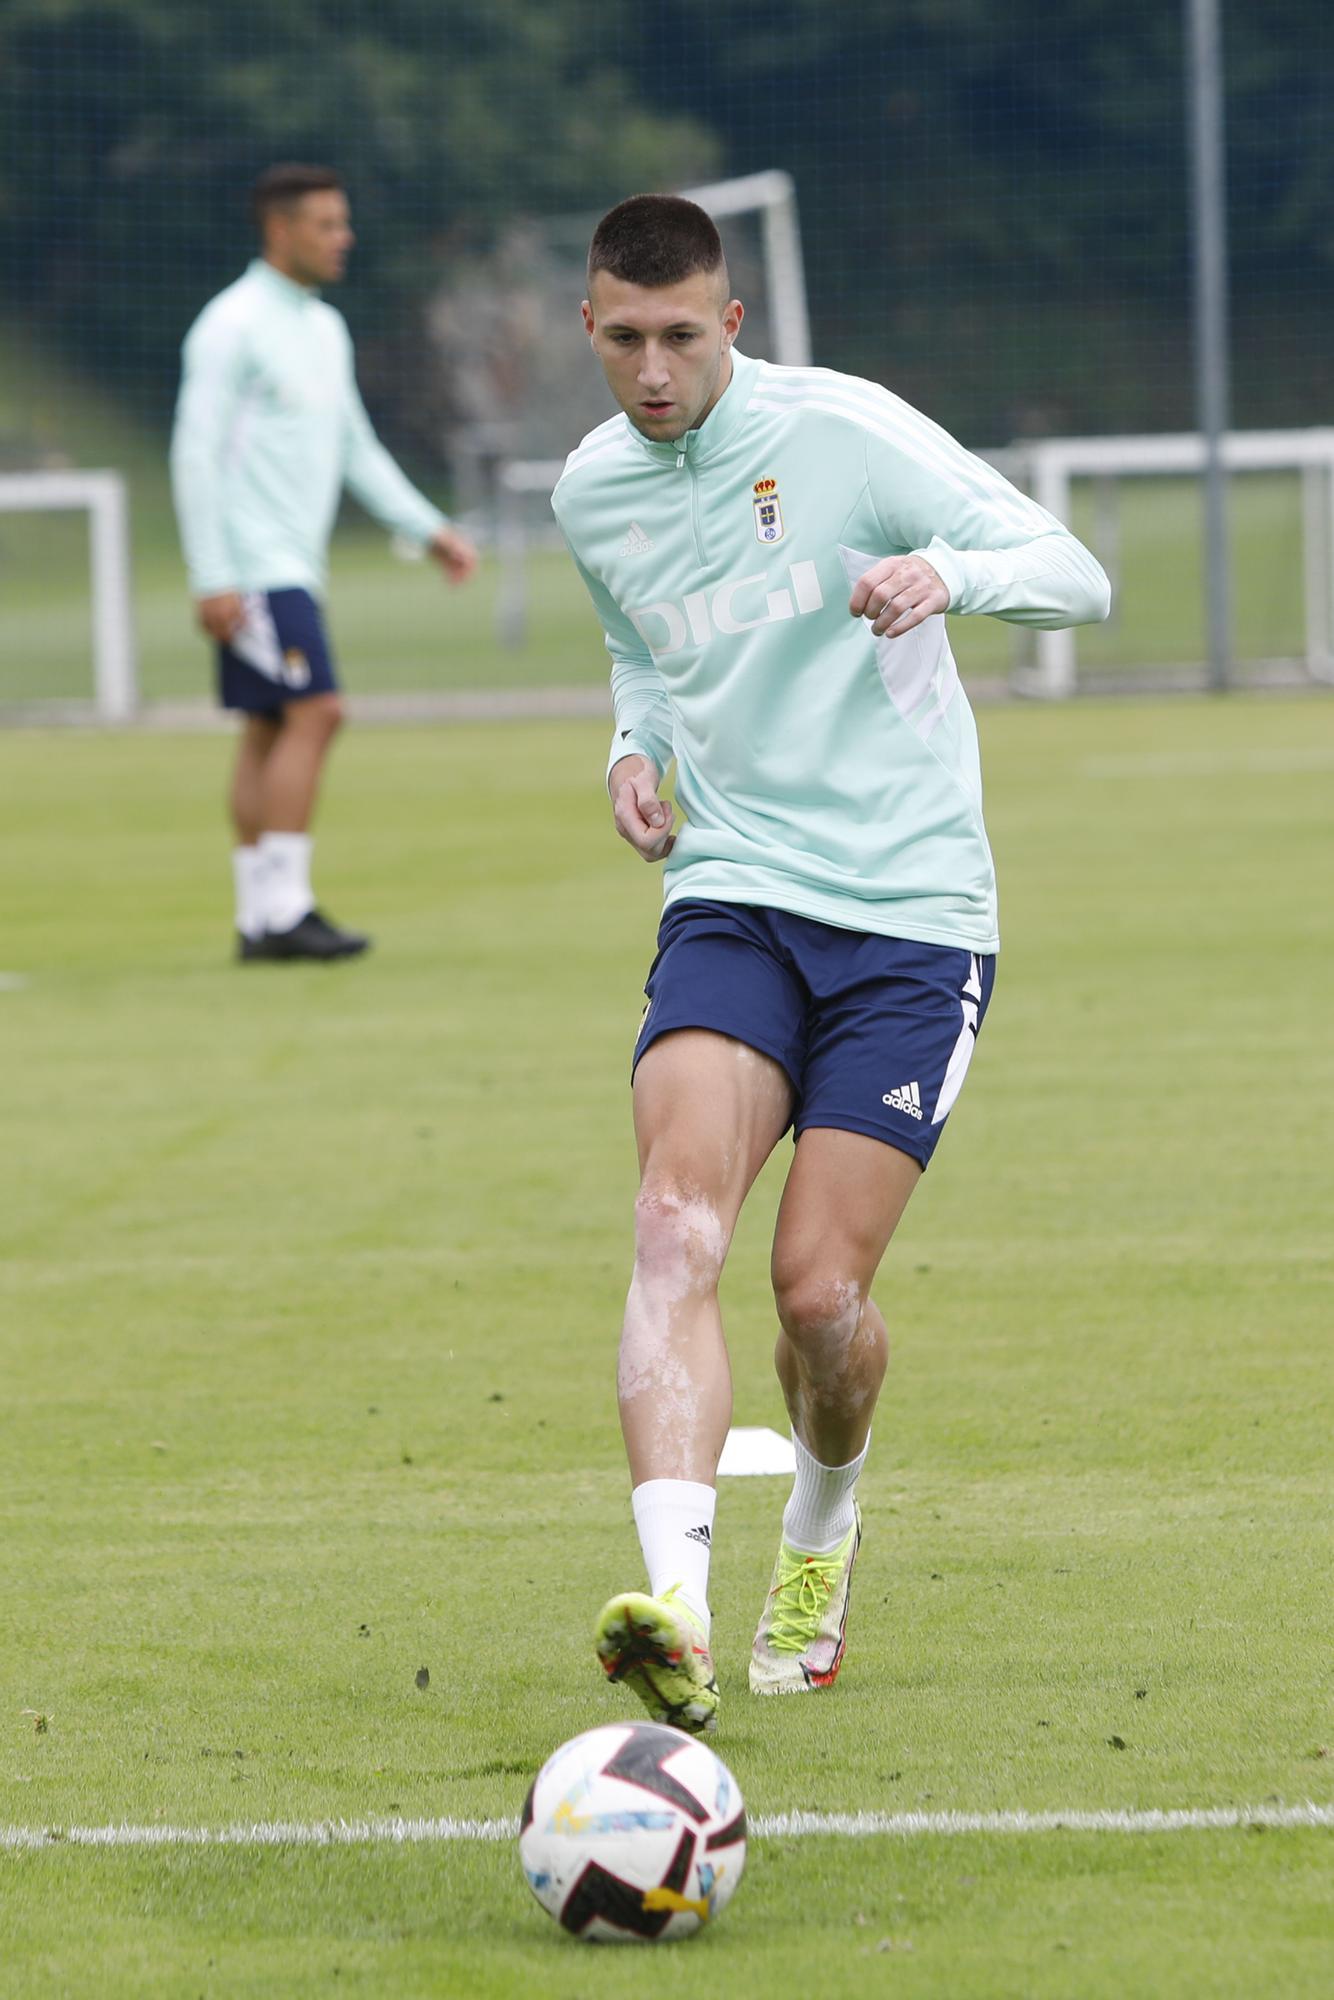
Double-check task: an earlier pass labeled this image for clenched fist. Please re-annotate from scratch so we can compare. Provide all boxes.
[849,555,949,639]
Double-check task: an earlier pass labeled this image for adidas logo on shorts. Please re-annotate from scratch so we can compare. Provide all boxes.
[882,1081,923,1120]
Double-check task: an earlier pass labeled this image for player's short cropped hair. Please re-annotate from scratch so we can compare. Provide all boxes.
[250,163,344,232]
[588,195,728,295]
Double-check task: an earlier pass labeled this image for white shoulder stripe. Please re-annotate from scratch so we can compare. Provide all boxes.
[752,373,1038,512]
[753,367,1040,514]
[757,362,909,407]
[576,410,625,444]
[752,387,1044,536]
[559,424,636,480]
[752,374,1040,512]
[756,366,1016,462]
[563,413,626,458]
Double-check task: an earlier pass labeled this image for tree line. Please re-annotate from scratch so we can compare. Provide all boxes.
[2,0,1331,450]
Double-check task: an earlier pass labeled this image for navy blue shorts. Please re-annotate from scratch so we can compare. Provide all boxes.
[633,899,996,1168]
[216,589,339,713]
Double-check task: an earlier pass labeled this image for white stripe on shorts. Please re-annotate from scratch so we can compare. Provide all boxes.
[930,953,984,1126]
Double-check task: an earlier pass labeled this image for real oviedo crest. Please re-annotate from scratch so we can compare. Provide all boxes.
[752,477,784,545]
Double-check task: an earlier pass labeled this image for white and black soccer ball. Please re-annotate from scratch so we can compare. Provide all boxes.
[519,1721,747,1943]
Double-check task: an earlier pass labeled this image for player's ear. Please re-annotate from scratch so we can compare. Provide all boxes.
[722,298,744,347]
[581,299,596,338]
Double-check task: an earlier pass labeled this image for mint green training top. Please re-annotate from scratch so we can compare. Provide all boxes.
[552,350,1110,954]
[170,259,447,597]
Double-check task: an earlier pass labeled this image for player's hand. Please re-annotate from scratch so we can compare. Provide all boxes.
[196,592,245,643]
[428,526,479,584]
[850,555,949,638]
[609,754,675,863]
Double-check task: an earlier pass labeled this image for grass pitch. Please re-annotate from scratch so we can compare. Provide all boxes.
[2,696,1332,1996]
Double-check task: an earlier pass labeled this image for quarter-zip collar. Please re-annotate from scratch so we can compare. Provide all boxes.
[627,348,760,468]
[251,257,321,309]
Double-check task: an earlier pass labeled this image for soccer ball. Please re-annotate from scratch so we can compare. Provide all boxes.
[519,1721,747,1942]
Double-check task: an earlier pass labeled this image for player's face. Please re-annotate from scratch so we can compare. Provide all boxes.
[583,272,744,441]
[268,190,355,288]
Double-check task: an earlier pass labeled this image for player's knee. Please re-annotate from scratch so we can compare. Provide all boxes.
[772,1262,863,1354]
[632,1182,727,1293]
[288,692,344,739]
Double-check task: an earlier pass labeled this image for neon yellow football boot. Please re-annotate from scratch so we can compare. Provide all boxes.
[749,1505,862,1695]
[594,1585,720,1735]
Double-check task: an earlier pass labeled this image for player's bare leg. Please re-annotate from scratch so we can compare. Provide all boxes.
[260,691,344,833]
[771,1130,919,1465]
[230,712,281,847]
[621,1030,793,1485]
[596,1028,792,1731]
[751,1129,921,1693]
[229,714,280,955]
[237,694,367,961]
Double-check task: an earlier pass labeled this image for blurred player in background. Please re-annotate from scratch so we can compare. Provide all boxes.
[171,164,477,962]
[554,195,1110,1732]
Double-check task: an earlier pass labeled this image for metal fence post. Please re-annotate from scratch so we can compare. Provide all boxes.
[1185,0,1233,692]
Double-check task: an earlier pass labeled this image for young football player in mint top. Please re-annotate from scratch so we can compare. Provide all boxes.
[171,164,478,961]
[554,195,1110,1734]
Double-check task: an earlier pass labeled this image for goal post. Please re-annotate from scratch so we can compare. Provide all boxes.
[677,168,811,371]
[495,457,570,650]
[1015,429,1334,696]
[0,469,138,721]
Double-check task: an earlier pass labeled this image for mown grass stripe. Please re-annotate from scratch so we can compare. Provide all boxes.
[3,1803,1331,1852]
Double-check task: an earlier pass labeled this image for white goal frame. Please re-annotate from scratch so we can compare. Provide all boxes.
[1014,429,1334,696]
[0,469,137,720]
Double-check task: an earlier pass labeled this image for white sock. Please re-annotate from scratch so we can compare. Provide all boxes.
[232,845,268,940]
[782,1431,869,1555]
[631,1479,716,1637]
[259,831,314,932]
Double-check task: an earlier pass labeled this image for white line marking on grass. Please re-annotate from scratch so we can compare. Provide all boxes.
[2,1804,1331,1853]
[0,1816,516,1852]
[1082,747,1334,779]
[755,1805,1334,1837]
